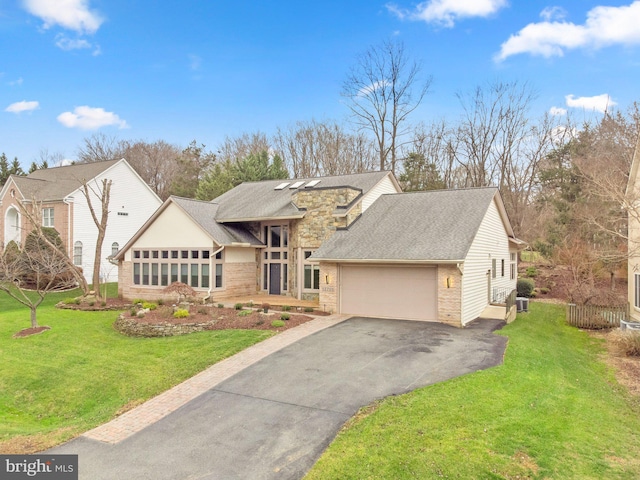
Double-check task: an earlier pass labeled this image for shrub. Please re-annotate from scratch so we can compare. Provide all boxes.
[526,266,538,278]
[540,287,550,294]
[304,307,314,313]
[173,309,190,318]
[282,305,291,312]
[157,299,164,306]
[261,303,270,312]
[517,278,535,298]
[132,299,145,305]
[271,320,285,328]
[280,313,290,321]
[63,298,77,305]
[130,308,137,317]
[88,301,95,307]
[238,310,252,317]
[217,303,224,308]
[247,301,254,307]
[234,303,243,310]
[101,301,107,307]
[142,302,158,310]
[74,298,81,305]
[255,320,265,326]
[615,331,640,357]
[197,308,208,315]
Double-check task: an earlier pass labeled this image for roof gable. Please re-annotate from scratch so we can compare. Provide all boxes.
[312,188,507,262]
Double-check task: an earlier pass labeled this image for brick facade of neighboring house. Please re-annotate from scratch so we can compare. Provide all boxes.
[0,159,162,283]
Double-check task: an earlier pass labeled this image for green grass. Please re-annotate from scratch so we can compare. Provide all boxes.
[0,286,272,452]
[306,303,640,479]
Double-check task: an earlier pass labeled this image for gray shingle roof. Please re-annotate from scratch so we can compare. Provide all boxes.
[171,197,263,246]
[212,171,391,222]
[10,159,121,201]
[311,188,500,262]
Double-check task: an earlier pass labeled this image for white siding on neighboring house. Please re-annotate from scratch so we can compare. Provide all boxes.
[461,198,514,325]
[361,174,400,212]
[72,160,161,283]
[122,202,211,261]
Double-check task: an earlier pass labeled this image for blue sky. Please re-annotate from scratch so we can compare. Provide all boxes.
[2,0,639,167]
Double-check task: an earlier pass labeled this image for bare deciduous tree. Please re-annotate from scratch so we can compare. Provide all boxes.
[76,133,126,164]
[274,119,376,177]
[120,140,182,200]
[79,178,112,300]
[217,132,272,163]
[342,39,431,173]
[0,223,78,330]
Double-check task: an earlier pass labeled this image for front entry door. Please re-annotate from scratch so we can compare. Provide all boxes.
[269,263,281,295]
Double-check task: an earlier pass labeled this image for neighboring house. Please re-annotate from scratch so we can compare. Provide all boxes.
[115,171,400,301]
[628,139,640,321]
[116,171,523,327]
[0,159,162,283]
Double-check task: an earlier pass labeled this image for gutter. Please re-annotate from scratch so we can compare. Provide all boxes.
[308,258,465,265]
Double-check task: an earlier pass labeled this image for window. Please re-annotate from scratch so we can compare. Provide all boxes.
[510,263,516,281]
[151,264,159,286]
[635,274,640,309]
[501,259,505,277]
[303,250,320,290]
[171,264,178,283]
[270,226,281,247]
[510,252,517,280]
[181,264,188,284]
[216,264,223,288]
[201,264,209,288]
[42,208,54,227]
[73,241,82,266]
[111,242,119,256]
[142,263,149,285]
[191,264,199,287]
[133,264,141,285]
[161,264,169,286]
[492,259,497,279]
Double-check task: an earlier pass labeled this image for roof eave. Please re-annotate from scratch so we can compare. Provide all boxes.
[310,258,464,264]
[217,214,305,223]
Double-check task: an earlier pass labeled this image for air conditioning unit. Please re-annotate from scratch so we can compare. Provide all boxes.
[516,297,529,313]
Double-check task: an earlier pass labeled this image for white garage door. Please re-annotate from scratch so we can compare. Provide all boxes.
[340,265,437,321]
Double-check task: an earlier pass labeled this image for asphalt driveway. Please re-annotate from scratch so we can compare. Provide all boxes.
[51,317,507,479]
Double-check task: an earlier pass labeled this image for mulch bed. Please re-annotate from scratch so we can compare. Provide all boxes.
[127,304,315,331]
[13,326,51,338]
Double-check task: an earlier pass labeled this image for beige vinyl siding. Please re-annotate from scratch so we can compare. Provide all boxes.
[461,199,514,325]
[630,201,640,321]
[361,174,400,212]
[123,202,212,261]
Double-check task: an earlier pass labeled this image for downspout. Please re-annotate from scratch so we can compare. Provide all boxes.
[204,245,224,303]
[63,196,74,258]
[297,246,302,300]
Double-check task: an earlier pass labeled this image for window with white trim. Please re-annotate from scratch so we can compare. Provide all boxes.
[42,208,54,227]
[111,242,119,256]
[510,252,517,280]
[635,274,640,309]
[73,241,82,266]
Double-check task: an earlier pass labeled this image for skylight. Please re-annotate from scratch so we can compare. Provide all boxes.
[274,182,290,190]
[305,180,321,188]
[289,181,305,189]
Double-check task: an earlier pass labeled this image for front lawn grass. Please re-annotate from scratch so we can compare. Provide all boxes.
[0,287,273,453]
[306,302,640,479]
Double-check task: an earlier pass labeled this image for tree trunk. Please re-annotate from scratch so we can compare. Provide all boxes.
[30,306,38,329]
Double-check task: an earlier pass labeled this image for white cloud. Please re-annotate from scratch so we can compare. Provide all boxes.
[57,106,128,130]
[5,100,39,113]
[387,0,508,27]
[549,106,567,116]
[565,93,616,113]
[496,1,640,61]
[540,6,567,22]
[55,34,91,51]
[8,77,23,87]
[23,0,103,34]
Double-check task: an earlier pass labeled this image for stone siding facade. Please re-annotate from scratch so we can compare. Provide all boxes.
[318,262,339,314]
[437,265,462,327]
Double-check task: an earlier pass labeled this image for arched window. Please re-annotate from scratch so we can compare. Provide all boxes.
[73,241,83,266]
[111,242,119,256]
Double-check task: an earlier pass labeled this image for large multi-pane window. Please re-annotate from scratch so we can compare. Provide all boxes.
[510,252,517,280]
[42,208,54,227]
[132,249,223,289]
[261,223,288,293]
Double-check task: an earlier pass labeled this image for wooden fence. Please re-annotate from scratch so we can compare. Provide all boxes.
[566,303,628,329]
